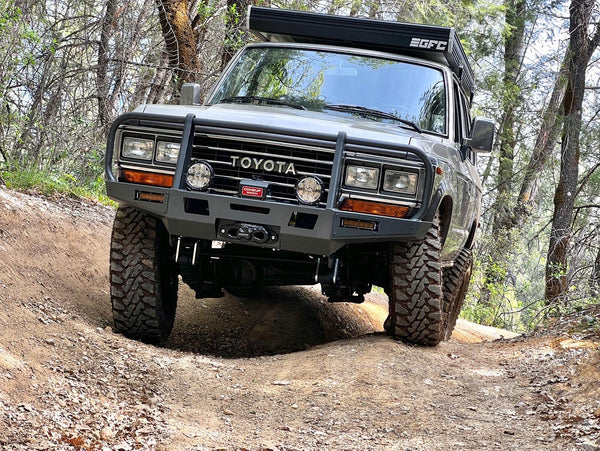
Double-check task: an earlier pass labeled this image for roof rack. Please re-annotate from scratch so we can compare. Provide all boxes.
[247,6,475,97]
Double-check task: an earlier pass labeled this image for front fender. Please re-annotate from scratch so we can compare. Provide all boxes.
[424,178,453,221]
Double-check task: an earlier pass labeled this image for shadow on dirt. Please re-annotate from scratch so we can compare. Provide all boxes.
[167,285,386,358]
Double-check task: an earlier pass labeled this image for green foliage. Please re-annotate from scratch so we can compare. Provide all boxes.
[0,3,21,31]
[461,222,552,332]
[274,0,314,12]
[197,2,218,21]
[463,206,600,332]
[1,169,114,206]
[223,3,246,51]
[462,262,542,333]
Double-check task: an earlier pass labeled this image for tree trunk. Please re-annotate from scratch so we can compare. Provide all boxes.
[482,0,526,295]
[545,0,600,304]
[491,0,526,235]
[515,53,568,224]
[97,0,118,129]
[155,0,202,91]
[98,0,153,125]
[591,244,600,293]
[147,52,172,104]
[14,51,53,168]
[107,0,155,113]
[0,145,9,169]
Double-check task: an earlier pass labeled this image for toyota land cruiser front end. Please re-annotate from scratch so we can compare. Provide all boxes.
[105,7,494,346]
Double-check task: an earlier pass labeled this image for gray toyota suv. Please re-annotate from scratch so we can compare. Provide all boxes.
[105,7,494,346]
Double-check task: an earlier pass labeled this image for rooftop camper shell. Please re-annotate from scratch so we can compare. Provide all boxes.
[247,6,475,98]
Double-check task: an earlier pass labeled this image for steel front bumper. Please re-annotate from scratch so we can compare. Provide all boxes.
[106,180,432,256]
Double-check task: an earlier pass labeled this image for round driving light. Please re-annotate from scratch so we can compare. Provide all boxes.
[296,176,323,204]
[186,161,213,190]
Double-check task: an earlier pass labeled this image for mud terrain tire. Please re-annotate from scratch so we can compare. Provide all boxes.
[386,216,444,346]
[442,248,473,340]
[110,207,178,345]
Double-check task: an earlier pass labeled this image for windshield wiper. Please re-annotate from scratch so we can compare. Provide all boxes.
[323,104,422,133]
[218,95,306,110]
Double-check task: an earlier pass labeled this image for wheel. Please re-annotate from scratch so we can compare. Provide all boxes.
[385,215,444,346]
[110,207,178,345]
[442,248,473,340]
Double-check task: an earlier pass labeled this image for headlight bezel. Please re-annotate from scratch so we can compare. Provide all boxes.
[121,135,155,161]
[344,164,380,190]
[119,130,182,166]
[342,159,423,202]
[382,168,419,195]
[155,140,181,165]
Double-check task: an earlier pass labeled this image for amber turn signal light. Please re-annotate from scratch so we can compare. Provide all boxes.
[121,169,174,188]
[339,199,409,218]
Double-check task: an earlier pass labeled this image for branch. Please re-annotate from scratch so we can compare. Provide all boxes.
[107,58,220,77]
[572,202,600,226]
[589,22,600,56]
[528,217,554,247]
[576,161,600,197]
[573,204,600,211]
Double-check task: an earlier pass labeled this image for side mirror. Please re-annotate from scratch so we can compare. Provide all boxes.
[181,83,202,105]
[465,117,495,153]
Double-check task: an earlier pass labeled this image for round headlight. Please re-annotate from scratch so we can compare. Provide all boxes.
[296,176,323,204]
[186,161,213,190]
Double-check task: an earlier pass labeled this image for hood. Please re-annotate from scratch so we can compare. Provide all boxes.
[136,103,442,148]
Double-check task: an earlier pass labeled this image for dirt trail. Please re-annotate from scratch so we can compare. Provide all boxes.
[0,188,599,450]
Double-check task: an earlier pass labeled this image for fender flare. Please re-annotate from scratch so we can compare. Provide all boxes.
[425,183,453,246]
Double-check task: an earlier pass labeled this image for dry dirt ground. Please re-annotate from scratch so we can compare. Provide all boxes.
[0,187,599,450]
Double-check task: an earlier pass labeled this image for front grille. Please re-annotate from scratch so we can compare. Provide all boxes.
[192,127,337,207]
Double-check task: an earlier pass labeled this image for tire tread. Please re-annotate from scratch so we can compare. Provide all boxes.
[110,207,177,344]
[387,216,444,346]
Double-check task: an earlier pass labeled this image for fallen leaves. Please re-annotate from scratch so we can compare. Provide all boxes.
[0,328,171,450]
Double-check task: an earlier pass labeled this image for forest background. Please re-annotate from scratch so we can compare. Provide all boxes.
[0,0,599,332]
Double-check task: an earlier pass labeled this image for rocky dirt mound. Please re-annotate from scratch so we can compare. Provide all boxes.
[0,188,599,450]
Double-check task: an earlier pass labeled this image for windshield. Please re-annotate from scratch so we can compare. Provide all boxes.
[210,46,447,135]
